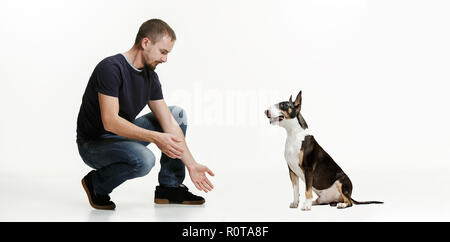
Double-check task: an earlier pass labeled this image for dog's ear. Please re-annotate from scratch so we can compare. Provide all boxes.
[289,95,293,104]
[294,91,302,108]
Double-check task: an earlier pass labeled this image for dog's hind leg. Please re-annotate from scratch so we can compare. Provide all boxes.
[336,179,353,209]
[289,168,300,208]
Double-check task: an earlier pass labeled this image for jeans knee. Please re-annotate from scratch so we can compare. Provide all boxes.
[170,106,187,127]
[132,150,155,177]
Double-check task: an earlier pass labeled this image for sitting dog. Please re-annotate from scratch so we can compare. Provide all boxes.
[265,91,383,210]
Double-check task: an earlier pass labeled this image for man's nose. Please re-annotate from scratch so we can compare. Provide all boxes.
[161,55,167,63]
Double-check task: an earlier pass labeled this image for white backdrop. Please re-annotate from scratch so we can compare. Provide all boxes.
[1,0,450,221]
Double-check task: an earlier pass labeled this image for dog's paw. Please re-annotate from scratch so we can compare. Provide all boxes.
[289,202,299,208]
[301,199,312,211]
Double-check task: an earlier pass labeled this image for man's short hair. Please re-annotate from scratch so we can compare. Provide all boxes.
[134,19,176,46]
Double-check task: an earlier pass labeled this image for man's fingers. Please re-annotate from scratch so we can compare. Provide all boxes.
[202,180,213,191]
[170,142,185,154]
[164,149,181,159]
[165,150,179,159]
[170,152,182,160]
[198,182,209,193]
[169,147,182,157]
[205,178,214,190]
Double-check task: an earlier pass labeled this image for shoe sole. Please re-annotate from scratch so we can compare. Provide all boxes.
[154,198,205,205]
[81,178,116,210]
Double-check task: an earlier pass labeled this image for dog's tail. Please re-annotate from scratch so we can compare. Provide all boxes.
[351,198,383,205]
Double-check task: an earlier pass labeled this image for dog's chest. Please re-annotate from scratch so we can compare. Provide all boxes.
[284,133,306,181]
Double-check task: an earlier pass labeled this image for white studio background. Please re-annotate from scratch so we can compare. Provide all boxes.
[1,0,450,221]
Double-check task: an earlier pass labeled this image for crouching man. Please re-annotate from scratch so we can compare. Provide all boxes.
[76,19,214,209]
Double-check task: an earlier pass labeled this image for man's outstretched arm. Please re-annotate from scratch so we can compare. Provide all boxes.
[148,99,215,193]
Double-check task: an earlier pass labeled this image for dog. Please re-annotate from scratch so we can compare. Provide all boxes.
[265,91,383,210]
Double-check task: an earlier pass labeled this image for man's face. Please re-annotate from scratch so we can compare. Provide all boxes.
[142,34,174,70]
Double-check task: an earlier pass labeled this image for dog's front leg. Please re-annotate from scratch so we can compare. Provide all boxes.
[288,168,299,208]
[301,169,313,211]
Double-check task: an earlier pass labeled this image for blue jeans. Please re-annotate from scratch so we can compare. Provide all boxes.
[77,106,187,196]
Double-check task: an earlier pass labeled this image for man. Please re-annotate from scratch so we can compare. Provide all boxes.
[76,19,214,210]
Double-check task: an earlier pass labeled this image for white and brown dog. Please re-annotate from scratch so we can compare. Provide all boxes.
[265,91,382,210]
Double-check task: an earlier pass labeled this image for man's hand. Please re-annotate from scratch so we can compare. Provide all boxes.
[154,133,185,159]
[148,99,214,193]
[187,163,215,193]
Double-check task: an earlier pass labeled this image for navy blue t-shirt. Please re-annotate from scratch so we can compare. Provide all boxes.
[76,53,163,142]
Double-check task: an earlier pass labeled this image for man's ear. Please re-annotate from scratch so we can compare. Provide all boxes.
[141,37,151,49]
[294,90,302,108]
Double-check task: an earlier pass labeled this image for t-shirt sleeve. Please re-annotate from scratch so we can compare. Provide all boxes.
[94,61,122,97]
[149,72,164,101]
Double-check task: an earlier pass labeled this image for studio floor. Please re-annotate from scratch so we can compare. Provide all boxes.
[1,165,449,222]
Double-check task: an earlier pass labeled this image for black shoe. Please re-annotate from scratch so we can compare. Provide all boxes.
[154,184,205,205]
[81,171,116,210]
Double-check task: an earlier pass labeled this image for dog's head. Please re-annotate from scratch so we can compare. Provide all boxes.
[264,91,308,129]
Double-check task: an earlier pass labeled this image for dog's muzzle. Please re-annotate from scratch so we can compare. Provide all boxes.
[265,110,284,124]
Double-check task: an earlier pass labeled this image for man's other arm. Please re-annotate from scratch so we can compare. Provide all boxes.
[98,93,183,159]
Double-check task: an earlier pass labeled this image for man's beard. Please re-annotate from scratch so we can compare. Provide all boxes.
[144,62,160,71]
[144,63,156,71]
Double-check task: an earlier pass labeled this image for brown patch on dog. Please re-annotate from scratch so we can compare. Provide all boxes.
[336,181,352,206]
[336,182,344,202]
[298,150,304,166]
[280,109,294,119]
[289,169,297,186]
[305,187,313,199]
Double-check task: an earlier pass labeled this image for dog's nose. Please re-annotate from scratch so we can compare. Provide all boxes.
[264,110,270,118]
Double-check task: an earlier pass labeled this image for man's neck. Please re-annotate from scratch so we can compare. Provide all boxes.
[124,46,145,69]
